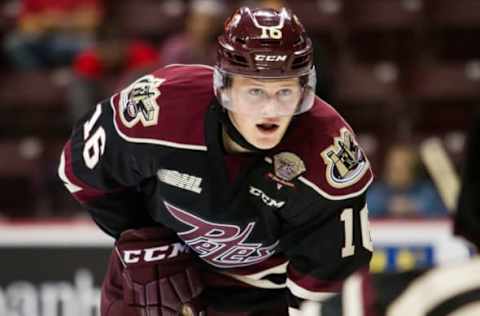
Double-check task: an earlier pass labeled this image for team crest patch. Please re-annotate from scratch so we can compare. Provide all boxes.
[273,152,306,182]
[119,75,165,127]
[321,127,368,188]
[264,154,305,190]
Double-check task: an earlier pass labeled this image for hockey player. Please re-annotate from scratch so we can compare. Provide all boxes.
[58,7,374,316]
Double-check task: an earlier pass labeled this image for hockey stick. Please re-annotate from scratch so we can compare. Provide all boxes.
[419,137,460,213]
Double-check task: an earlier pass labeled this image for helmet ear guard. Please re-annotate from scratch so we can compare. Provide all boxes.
[213,67,232,110]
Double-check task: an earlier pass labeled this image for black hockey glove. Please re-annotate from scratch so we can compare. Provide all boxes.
[115,227,205,316]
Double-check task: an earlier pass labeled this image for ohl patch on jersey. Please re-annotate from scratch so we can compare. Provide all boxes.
[119,75,165,128]
[321,127,369,189]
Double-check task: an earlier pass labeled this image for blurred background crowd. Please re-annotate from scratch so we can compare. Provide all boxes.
[0,0,478,220]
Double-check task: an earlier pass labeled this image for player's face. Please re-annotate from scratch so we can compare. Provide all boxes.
[228,75,301,149]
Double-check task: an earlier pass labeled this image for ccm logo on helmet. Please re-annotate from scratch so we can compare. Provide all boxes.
[254,54,288,62]
[121,242,189,264]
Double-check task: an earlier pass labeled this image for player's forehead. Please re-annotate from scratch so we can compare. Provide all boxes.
[232,74,299,88]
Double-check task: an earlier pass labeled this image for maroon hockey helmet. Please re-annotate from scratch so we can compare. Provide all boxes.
[214,6,317,116]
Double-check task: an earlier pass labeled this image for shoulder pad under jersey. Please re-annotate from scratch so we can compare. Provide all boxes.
[282,97,374,200]
[110,64,215,151]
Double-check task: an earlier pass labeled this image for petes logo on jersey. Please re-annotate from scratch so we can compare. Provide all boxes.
[119,75,165,128]
[321,127,369,188]
[163,201,278,268]
[157,169,203,194]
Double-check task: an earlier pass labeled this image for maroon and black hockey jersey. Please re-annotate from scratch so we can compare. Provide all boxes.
[59,64,374,313]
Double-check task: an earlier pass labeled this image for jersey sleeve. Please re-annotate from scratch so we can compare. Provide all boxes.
[58,65,213,238]
[58,77,166,238]
[281,194,373,313]
[279,114,374,313]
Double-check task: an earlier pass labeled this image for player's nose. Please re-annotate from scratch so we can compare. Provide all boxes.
[259,97,279,117]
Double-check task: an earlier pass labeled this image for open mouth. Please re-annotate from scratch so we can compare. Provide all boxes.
[256,123,279,133]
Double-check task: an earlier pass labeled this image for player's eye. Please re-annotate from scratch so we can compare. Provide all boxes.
[248,88,265,97]
[277,89,293,97]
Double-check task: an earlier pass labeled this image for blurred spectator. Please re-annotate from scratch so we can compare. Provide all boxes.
[3,0,102,70]
[159,0,226,66]
[68,28,160,123]
[368,143,447,218]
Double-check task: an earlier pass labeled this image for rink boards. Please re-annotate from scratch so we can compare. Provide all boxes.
[0,219,474,316]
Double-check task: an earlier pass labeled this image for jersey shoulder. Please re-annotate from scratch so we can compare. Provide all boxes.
[282,97,374,200]
[110,64,214,150]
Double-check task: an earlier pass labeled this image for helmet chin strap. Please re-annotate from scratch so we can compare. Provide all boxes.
[212,104,267,153]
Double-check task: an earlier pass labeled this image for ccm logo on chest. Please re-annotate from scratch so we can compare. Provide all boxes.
[254,54,287,62]
[249,186,285,208]
[121,242,189,264]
